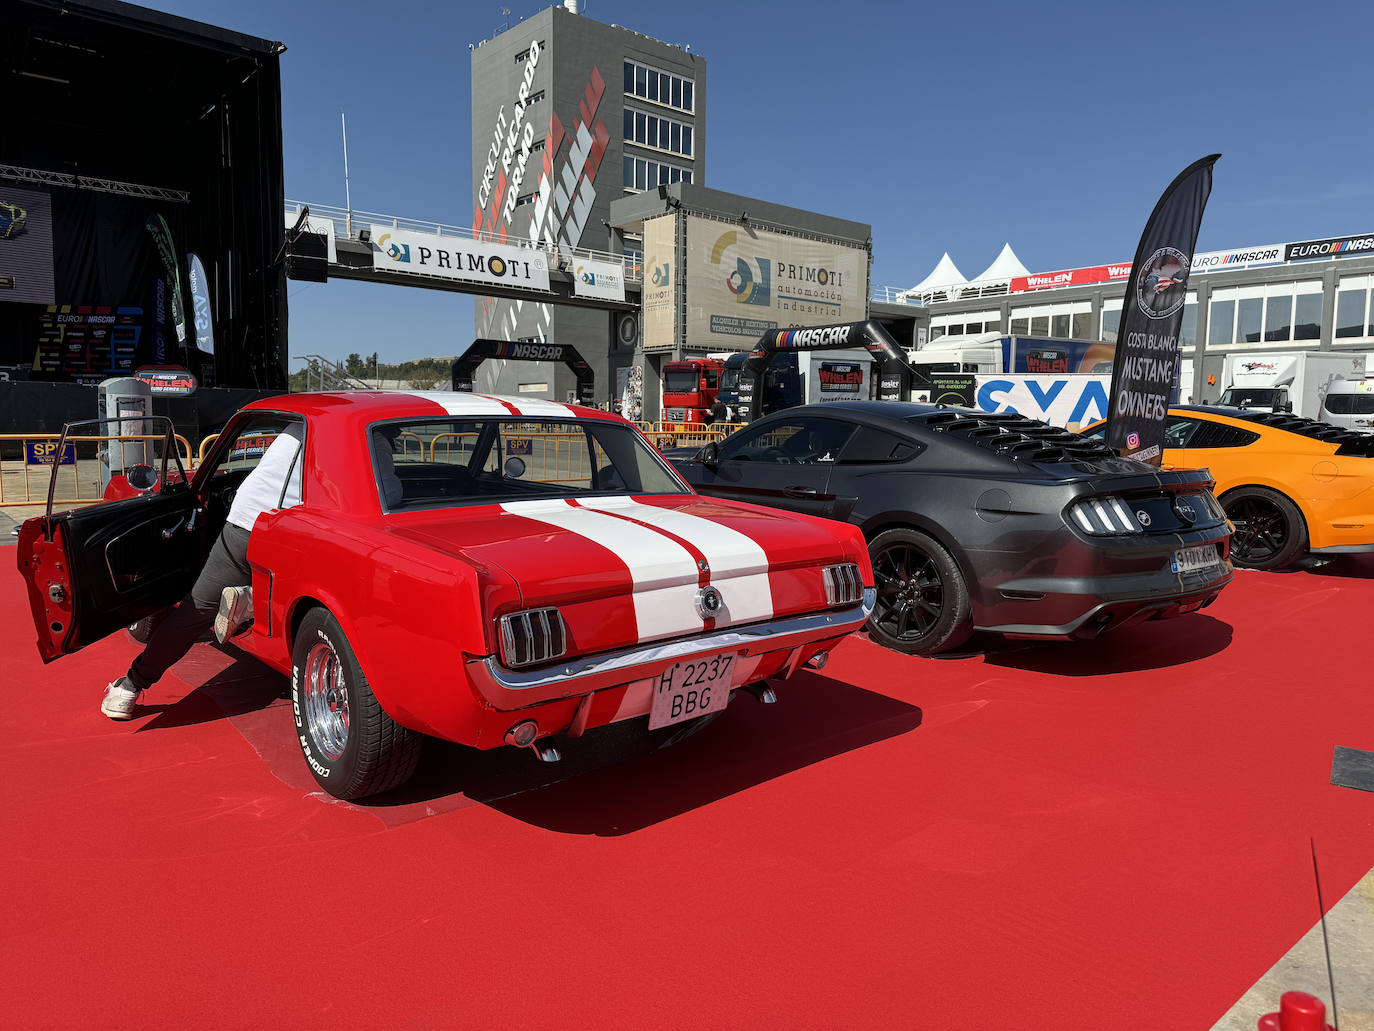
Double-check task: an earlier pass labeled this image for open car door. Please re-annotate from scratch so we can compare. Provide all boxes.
[16,416,203,663]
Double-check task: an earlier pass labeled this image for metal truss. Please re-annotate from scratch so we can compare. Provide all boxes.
[0,164,190,204]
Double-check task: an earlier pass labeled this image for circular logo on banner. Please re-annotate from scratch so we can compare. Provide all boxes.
[1136,247,1190,320]
[488,256,507,277]
[617,313,638,348]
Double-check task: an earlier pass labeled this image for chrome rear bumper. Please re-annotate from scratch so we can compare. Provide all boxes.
[467,588,875,710]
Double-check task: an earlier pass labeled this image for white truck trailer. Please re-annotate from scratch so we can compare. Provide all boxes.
[1217,352,1366,417]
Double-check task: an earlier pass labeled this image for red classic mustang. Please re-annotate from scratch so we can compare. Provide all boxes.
[18,392,875,799]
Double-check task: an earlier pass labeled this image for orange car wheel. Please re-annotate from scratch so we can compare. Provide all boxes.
[1222,487,1308,570]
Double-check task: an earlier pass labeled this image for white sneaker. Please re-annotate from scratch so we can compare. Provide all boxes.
[214,586,254,644]
[101,677,142,720]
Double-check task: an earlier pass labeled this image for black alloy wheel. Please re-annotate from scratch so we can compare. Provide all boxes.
[1223,487,1308,570]
[866,527,972,656]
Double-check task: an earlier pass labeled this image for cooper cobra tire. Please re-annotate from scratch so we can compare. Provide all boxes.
[866,528,973,656]
[291,607,421,799]
[1221,487,1307,571]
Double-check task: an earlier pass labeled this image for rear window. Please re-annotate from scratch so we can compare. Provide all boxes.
[370,418,687,511]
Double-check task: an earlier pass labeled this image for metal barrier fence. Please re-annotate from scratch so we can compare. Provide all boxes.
[0,432,192,507]
[428,432,593,484]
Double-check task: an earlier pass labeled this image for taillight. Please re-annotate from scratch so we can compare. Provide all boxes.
[823,563,864,606]
[1069,496,1145,535]
[498,607,568,668]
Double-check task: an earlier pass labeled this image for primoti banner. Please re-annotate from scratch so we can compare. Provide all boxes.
[1284,233,1374,262]
[371,226,550,291]
[642,215,676,353]
[1106,154,1219,466]
[572,257,626,301]
[684,216,867,350]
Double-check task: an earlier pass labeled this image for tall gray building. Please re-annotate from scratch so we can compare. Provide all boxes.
[470,2,704,402]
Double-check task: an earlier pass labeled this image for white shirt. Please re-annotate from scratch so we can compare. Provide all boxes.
[226,423,305,531]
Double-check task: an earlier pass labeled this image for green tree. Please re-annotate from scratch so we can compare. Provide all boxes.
[344,352,365,377]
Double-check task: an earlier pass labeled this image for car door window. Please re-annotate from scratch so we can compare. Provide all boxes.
[1164,416,1200,449]
[718,417,856,465]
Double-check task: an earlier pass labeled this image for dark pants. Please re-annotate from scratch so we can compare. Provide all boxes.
[128,522,252,691]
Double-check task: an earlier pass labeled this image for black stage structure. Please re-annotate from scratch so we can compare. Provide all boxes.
[0,0,288,436]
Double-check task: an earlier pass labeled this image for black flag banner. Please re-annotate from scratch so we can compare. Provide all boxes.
[1106,154,1219,465]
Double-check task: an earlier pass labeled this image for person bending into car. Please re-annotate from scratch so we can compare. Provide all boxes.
[101,423,305,720]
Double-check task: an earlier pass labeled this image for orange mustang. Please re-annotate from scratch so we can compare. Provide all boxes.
[1084,407,1374,570]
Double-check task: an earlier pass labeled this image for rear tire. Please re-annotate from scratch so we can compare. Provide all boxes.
[291,607,421,799]
[1222,487,1307,570]
[866,528,973,655]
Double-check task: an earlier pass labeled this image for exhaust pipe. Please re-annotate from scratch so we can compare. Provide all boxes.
[505,720,562,763]
[743,681,777,705]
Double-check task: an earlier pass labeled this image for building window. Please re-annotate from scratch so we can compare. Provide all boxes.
[621,155,693,192]
[514,42,546,63]
[1100,299,1122,341]
[1180,299,1198,350]
[1335,276,1373,339]
[623,107,695,158]
[1209,298,1235,347]
[1237,294,1263,344]
[1208,282,1323,347]
[624,59,695,114]
[1293,293,1322,340]
[1011,300,1090,339]
[1264,293,1293,342]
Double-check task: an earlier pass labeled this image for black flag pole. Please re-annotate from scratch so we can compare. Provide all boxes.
[1105,154,1220,465]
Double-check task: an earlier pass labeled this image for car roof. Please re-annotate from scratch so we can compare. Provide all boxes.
[1174,405,1374,454]
[243,390,625,423]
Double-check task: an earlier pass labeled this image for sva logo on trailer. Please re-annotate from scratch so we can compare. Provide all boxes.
[975,376,1111,428]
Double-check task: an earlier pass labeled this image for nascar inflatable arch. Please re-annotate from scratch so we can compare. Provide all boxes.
[739,320,931,422]
[450,338,595,405]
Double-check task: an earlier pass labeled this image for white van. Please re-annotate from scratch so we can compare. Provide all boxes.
[1318,377,1374,430]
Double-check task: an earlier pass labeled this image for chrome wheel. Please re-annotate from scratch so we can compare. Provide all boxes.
[303,640,350,760]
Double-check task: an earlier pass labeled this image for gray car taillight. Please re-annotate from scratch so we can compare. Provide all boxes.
[823,563,864,606]
[1069,496,1145,535]
[499,607,568,668]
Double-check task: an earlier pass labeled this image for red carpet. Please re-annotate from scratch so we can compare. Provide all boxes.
[3,556,1373,1028]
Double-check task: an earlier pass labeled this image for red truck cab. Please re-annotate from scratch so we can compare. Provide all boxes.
[661,358,724,427]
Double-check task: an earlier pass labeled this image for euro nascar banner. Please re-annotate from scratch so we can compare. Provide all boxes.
[1106,154,1219,465]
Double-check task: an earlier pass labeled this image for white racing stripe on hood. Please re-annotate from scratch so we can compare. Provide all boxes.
[500,499,702,642]
[579,496,775,625]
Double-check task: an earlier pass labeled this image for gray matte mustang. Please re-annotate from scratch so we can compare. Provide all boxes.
[669,402,1234,655]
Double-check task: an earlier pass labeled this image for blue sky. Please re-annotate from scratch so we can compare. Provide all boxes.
[154,0,1374,364]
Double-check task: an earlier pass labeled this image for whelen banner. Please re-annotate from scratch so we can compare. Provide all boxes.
[1009,263,1134,293]
[1105,154,1219,466]
[684,216,867,350]
[370,226,550,291]
[572,257,625,302]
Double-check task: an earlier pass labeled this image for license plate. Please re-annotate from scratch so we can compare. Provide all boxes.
[648,653,735,730]
[1171,544,1222,575]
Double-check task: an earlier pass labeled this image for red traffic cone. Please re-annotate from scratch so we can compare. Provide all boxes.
[1257,991,1335,1031]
